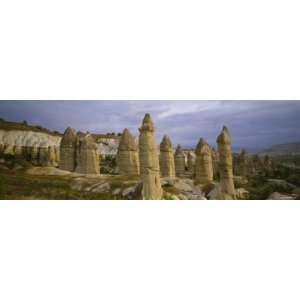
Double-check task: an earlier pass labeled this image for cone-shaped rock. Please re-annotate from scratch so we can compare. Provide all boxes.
[75,133,100,174]
[138,114,162,199]
[216,126,236,199]
[117,128,139,176]
[60,127,77,171]
[174,144,185,177]
[195,138,214,184]
[159,135,175,178]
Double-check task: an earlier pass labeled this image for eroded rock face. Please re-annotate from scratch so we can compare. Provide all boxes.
[159,135,175,178]
[60,127,77,172]
[195,138,213,184]
[174,145,185,177]
[138,114,162,200]
[75,133,100,175]
[216,126,236,199]
[117,128,139,176]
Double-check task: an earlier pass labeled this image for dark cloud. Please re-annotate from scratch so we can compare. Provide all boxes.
[0,100,299,150]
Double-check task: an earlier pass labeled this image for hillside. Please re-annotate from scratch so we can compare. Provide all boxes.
[0,118,62,136]
[259,142,300,156]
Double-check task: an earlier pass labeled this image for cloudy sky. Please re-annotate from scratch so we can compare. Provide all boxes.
[0,100,299,151]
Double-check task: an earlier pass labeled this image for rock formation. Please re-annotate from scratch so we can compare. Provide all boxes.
[39,147,49,166]
[75,133,100,175]
[48,146,57,166]
[187,151,196,175]
[159,135,176,178]
[116,128,139,176]
[138,113,163,200]
[174,145,185,177]
[216,126,236,199]
[195,138,214,184]
[211,147,219,178]
[31,147,39,165]
[235,149,248,177]
[59,127,77,172]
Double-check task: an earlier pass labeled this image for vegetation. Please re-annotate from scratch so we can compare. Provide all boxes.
[0,118,61,136]
[0,168,127,200]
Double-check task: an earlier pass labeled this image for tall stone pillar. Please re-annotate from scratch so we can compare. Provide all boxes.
[216,126,236,199]
[174,145,185,177]
[195,138,213,184]
[117,128,139,176]
[159,135,175,178]
[75,133,100,175]
[138,113,162,200]
[60,127,77,171]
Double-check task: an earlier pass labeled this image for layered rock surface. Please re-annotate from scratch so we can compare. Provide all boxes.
[174,145,185,177]
[138,114,163,200]
[159,135,175,178]
[116,128,139,175]
[216,126,236,199]
[195,138,213,184]
[75,133,100,175]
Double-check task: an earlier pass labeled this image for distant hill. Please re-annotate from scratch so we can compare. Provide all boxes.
[259,142,300,156]
[0,118,62,136]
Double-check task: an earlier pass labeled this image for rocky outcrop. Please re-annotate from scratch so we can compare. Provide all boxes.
[195,138,213,184]
[216,126,236,199]
[174,145,185,177]
[116,128,139,176]
[159,135,175,178]
[59,127,77,171]
[0,129,61,166]
[138,114,163,200]
[75,133,100,175]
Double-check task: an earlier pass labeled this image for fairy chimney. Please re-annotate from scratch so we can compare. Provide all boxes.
[159,135,176,178]
[75,133,100,175]
[117,128,139,176]
[195,138,213,184]
[216,126,236,199]
[60,127,77,171]
[174,144,185,177]
[138,113,163,200]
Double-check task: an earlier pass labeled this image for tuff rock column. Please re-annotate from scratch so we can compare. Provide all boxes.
[174,145,185,177]
[216,126,236,199]
[60,127,77,171]
[159,135,175,178]
[75,133,100,175]
[195,138,213,184]
[138,113,162,200]
[117,128,139,176]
